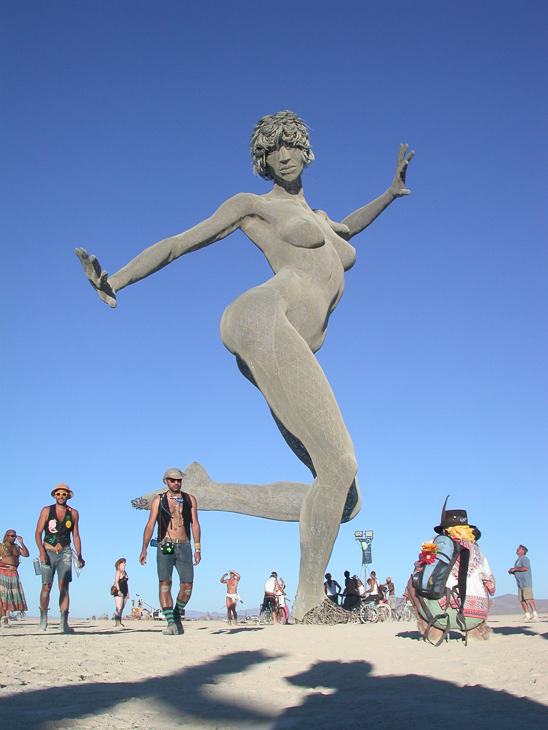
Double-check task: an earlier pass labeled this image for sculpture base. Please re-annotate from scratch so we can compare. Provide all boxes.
[302,599,355,625]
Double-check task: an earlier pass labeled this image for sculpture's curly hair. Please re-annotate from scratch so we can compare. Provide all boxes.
[250,110,315,180]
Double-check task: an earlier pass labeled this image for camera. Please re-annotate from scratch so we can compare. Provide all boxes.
[160,541,174,555]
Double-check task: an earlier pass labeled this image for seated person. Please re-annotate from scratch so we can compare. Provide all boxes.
[364,571,381,603]
[341,570,360,609]
[324,573,342,604]
[353,575,366,597]
[263,571,279,623]
[407,498,495,643]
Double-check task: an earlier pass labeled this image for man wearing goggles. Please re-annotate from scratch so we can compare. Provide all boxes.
[140,468,201,635]
[35,484,85,633]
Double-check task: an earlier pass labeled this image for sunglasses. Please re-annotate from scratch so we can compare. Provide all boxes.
[6,533,16,538]
[54,491,69,497]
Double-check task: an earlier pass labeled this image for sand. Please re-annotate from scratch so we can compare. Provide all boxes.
[1,613,547,729]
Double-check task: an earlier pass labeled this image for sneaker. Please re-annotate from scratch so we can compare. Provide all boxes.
[532,614,540,622]
[162,622,180,635]
[523,615,532,622]
[174,617,185,635]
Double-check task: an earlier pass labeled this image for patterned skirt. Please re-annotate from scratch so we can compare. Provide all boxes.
[0,564,28,612]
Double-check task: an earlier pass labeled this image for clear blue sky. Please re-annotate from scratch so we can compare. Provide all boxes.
[1,1,546,618]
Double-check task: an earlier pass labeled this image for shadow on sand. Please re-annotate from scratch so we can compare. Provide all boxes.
[274,660,548,729]
[3,654,548,729]
[492,626,539,637]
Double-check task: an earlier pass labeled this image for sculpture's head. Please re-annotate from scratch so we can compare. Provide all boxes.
[251,110,315,180]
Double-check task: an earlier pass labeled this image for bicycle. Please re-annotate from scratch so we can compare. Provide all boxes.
[259,598,277,625]
[395,599,414,622]
[376,598,396,622]
[350,600,380,623]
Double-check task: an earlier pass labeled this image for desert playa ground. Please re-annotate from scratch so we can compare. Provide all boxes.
[1,613,547,729]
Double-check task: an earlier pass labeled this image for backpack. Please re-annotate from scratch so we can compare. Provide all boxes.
[411,534,470,646]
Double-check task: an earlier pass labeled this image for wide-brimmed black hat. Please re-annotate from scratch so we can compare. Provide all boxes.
[434,495,481,539]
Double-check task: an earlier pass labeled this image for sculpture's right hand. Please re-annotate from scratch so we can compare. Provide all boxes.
[75,248,117,308]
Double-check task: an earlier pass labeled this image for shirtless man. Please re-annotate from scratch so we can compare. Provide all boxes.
[140,468,201,635]
[381,577,396,610]
[0,530,29,626]
[35,485,84,633]
[220,571,241,625]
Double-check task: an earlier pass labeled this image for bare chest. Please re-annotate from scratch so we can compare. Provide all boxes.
[163,498,189,539]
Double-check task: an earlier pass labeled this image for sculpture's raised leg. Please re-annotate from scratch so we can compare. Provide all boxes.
[132,461,308,520]
[132,461,360,523]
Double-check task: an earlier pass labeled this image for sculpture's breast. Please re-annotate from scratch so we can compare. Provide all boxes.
[278,217,325,249]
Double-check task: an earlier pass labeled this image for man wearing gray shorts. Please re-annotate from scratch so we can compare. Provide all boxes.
[35,484,85,633]
[509,545,539,621]
[140,468,201,635]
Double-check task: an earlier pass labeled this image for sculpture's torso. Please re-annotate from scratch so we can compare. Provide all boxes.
[240,194,356,352]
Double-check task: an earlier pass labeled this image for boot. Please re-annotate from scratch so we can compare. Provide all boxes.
[59,610,75,634]
[39,609,48,631]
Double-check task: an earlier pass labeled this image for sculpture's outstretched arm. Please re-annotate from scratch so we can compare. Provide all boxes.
[75,193,254,307]
[342,144,414,240]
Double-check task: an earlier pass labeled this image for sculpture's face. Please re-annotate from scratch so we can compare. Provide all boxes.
[266,145,304,183]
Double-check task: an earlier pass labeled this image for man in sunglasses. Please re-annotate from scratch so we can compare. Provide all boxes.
[35,484,85,633]
[140,468,201,635]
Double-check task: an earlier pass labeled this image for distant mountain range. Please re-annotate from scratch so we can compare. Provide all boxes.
[185,608,262,620]
[185,594,547,620]
[490,593,548,615]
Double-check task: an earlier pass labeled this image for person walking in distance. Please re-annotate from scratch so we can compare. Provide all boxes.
[35,484,84,633]
[509,545,539,621]
[113,558,129,627]
[140,468,201,635]
[221,570,241,625]
[0,530,29,626]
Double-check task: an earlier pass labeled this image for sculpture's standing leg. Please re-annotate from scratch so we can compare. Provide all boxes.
[221,287,358,620]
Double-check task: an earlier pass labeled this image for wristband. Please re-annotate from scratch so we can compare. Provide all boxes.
[194,543,201,549]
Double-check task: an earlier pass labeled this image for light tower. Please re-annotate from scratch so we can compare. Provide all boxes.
[354,530,374,583]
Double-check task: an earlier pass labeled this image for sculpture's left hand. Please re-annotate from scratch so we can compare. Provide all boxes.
[390,144,415,198]
[75,248,117,308]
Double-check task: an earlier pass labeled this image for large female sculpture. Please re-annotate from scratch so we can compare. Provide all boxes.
[76,111,413,620]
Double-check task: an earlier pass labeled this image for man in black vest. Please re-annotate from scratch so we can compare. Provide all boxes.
[35,484,85,633]
[140,468,201,635]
